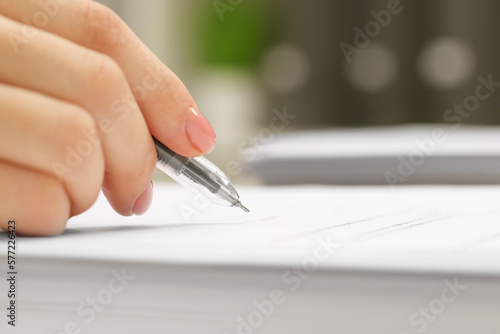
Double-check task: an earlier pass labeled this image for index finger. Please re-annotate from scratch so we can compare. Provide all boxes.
[0,0,216,157]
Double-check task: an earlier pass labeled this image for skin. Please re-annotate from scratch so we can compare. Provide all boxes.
[0,0,216,236]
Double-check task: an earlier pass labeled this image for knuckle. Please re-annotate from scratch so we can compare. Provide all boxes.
[81,1,124,51]
[59,106,98,148]
[54,107,105,200]
[81,52,124,105]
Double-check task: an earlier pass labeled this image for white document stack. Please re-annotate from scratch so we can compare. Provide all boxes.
[1,184,499,333]
[244,125,500,185]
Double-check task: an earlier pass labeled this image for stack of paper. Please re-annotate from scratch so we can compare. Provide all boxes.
[1,184,499,333]
[244,125,500,185]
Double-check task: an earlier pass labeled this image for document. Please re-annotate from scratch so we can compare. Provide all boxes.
[244,125,500,184]
[18,184,500,275]
[3,184,500,334]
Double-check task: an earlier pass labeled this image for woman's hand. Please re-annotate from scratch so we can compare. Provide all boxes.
[0,0,216,235]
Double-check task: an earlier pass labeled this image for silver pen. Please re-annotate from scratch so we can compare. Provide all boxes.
[153,137,249,212]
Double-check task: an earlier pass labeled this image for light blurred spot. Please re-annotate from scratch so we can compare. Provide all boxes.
[260,44,311,95]
[345,43,399,94]
[417,37,476,89]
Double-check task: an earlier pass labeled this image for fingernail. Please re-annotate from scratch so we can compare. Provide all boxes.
[185,106,216,154]
[133,180,153,215]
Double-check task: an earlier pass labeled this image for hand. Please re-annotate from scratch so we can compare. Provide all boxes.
[0,0,216,236]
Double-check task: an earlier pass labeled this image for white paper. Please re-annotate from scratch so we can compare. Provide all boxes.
[253,125,500,159]
[244,125,500,185]
[9,184,500,276]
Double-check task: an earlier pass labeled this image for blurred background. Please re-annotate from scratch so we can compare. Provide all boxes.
[97,0,500,181]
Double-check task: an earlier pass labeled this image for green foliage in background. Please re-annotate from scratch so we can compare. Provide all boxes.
[196,1,272,67]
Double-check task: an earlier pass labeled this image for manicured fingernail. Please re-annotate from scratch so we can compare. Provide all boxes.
[185,106,216,154]
[133,180,153,215]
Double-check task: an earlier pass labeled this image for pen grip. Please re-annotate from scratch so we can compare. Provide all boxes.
[153,137,248,211]
[154,137,227,204]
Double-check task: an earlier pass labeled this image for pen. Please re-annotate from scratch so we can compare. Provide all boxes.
[153,137,249,212]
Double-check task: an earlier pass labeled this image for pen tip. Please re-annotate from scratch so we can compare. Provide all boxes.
[235,201,250,213]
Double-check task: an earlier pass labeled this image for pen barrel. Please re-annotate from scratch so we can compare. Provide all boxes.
[154,138,241,207]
